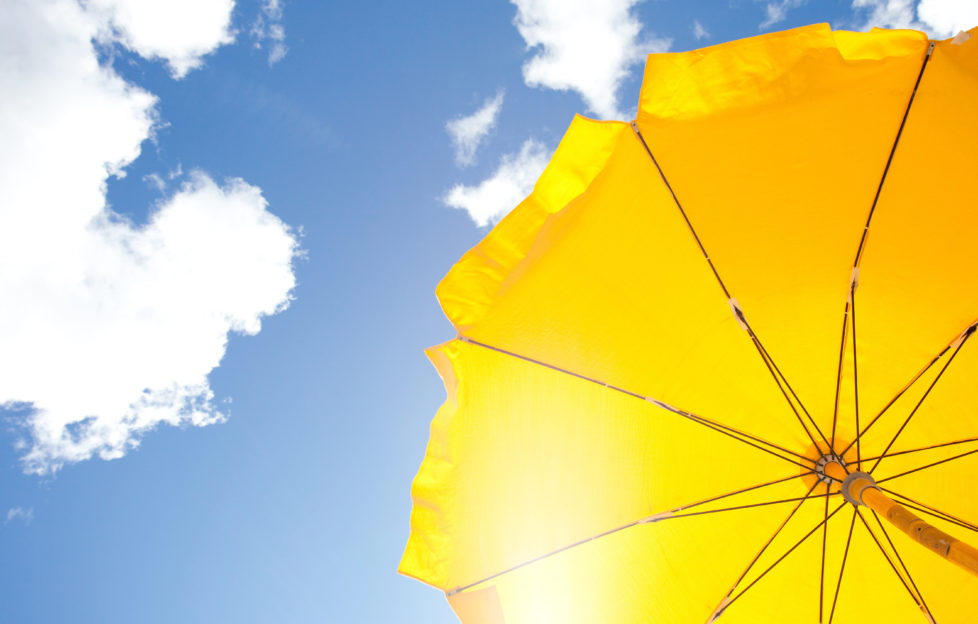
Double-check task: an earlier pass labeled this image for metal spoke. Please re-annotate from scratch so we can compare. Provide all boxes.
[876,447,978,485]
[667,491,835,522]
[870,511,936,622]
[850,41,935,268]
[819,486,830,623]
[748,332,828,453]
[459,336,814,470]
[445,474,822,597]
[719,502,847,620]
[839,342,950,460]
[828,509,857,624]
[837,41,935,468]
[706,481,821,622]
[840,40,935,468]
[851,290,862,467]
[870,326,974,474]
[831,299,851,452]
[679,410,816,470]
[630,124,831,454]
[668,472,814,515]
[855,509,927,616]
[859,437,978,464]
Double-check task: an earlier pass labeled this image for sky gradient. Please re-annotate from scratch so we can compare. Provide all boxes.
[1,0,976,622]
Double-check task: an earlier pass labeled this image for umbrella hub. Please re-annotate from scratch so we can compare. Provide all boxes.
[818,459,880,508]
[812,453,846,485]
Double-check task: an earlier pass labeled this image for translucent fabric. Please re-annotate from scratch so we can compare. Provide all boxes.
[401,23,978,623]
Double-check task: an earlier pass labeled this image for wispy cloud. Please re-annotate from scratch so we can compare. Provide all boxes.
[446,92,505,168]
[511,0,670,119]
[251,0,288,66]
[142,164,184,193]
[1,0,299,474]
[759,0,808,28]
[443,140,550,226]
[85,0,236,78]
[850,0,918,30]
[692,19,711,40]
[851,0,978,38]
[5,507,34,525]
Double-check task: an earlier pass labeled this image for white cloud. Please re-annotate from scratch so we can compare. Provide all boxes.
[759,0,808,28]
[251,0,288,66]
[446,92,505,167]
[143,172,167,192]
[85,0,236,78]
[511,0,670,120]
[850,0,977,37]
[851,0,919,30]
[5,507,34,525]
[143,164,185,193]
[917,0,978,36]
[443,140,550,226]
[1,0,298,474]
[693,20,710,40]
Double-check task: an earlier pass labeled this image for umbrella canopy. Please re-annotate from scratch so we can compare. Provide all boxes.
[400,23,978,623]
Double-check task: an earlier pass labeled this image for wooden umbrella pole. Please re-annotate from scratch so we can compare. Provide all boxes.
[823,461,978,577]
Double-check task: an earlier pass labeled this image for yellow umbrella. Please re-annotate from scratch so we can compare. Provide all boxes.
[400,23,978,623]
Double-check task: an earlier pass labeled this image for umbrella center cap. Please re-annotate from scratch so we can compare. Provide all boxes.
[813,453,845,485]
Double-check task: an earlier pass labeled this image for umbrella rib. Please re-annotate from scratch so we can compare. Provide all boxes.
[876,447,978,485]
[680,412,814,470]
[869,326,975,474]
[668,491,835,521]
[667,472,813,514]
[838,43,936,467]
[819,486,830,624]
[869,512,936,623]
[851,290,862,467]
[706,481,820,621]
[719,501,847,621]
[854,509,928,617]
[830,298,851,454]
[851,41,935,269]
[882,487,978,534]
[458,336,814,469]
[747,333,829,453]
[860,436,978,465]
[444,517,645,597]
[628,121,731,300]
[839,337,955,459]
[444,474,819,598]
[827,508,857,624]
[630,124,831,454]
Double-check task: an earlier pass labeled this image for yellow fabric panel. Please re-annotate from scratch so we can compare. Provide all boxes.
[444,493,959,623]
[441,115,814,455]
[403,24,978,624]
[399,338,794,592]
[854,28,978,454]
[861,334,978,471]
[826,508,934,623]
[447,586,504,624]
[871,454,978,623]
[636,23,929,443]
[453,493,836,624]
[720,496,835,623]
[877,451,978,554]
[437,116,625,333]
[638,24,926,121]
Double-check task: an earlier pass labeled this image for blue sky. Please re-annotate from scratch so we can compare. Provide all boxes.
[0,0,975,622]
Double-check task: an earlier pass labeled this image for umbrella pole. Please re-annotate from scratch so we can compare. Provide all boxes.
[823,461,978,577]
